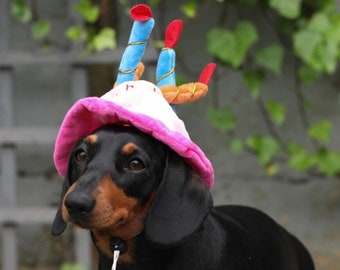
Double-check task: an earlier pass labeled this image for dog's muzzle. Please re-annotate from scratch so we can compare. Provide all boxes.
[64,191,95,219]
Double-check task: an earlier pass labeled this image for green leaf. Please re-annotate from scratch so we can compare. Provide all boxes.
[181,2,197,18]
[293,10,340,74]
[309,12,331,32]
[242,70,265,99]
[65,25,86,42]
[265,100,286,126]
[298,65,321,83]
[91,28,117,51]
[233,21,258,66]
[75,0,100,23]
[308,121,332,144]
[11,0,32,23]
[31,20,51,40]
[293,30,322,65]
[207,28,236,65]
[316,39,338,73]
[227,138,244,153]
[60,263,85,270]
[287,143,316,171]
[234,21,258,49]
[207,22,258,68]
[269,0,302,19]
[246,135,280,165]
[207,108,236,131]
[255,44,284,75]
[315,149,340,176]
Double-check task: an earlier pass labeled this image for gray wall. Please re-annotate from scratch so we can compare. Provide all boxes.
[1,0,339,269]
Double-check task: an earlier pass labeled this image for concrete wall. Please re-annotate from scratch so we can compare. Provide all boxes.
[1,0,339,269]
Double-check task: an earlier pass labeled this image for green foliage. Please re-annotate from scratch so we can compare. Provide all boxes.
[12,0,340,179]
[75,0,100,23]
[265,100,286,126]
[11,0,51,43]
[90,27,117,51]
[308,121,332,144]
[31,20,51,41]
[269,0,302,19]
[207,22,258,68]
[65,25,85,42]
[242,70,265,99]
[293,9,340,73]
[227,138,244,153]
[67,1,116,52]
[11,0,32,23]
[65,25,116,52]
[298,65,321,83]
[60,263,84,270]
[201,0,340,178]
[288,143,316,171]
[288,143,340,176]
[246,135,280,166]
[315,149,340,176]
[255,44,284,75]
[181,2,198,18]
[11,0,116,52]
[207,108,236,131]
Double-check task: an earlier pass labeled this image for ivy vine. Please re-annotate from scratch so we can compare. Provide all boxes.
[10,0,116,51]
[201,0,340,177]
[10,0,340,179]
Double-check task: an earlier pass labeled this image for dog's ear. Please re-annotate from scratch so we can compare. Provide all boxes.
[51,175,70,236]
[145,150,213,249]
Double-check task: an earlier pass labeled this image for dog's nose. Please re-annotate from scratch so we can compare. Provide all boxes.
[64,192,95,216]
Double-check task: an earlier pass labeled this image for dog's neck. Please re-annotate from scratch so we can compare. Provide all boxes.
[91,218,144,264]
[91,192,156,265]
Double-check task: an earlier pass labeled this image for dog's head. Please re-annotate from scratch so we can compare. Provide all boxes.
[51,124,212,251]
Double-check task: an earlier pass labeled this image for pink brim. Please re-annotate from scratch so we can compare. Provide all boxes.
[53,97,214,188]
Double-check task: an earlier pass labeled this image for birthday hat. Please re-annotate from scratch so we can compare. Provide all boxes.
[53,4,215,188]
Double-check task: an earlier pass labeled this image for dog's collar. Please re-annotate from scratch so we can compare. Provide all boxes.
[109,232,142,270]
[110,237,128,254]
[110,237,127,270]
[109,230,143,255]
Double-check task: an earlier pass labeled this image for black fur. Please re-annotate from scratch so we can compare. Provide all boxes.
[52,125,314,270]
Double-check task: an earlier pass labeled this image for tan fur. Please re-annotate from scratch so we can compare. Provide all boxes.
[86,134,98,144]
[122,143,138,155]
[62,175,155,264]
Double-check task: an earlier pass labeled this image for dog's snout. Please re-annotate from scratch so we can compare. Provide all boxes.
[65,192,95,216]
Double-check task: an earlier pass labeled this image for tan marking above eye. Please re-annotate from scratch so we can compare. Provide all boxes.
[86,134,98,144]
[122,143,138,155]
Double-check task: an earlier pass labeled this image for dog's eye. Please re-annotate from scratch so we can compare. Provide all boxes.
[74,149,88,163]
[128,158,145,171]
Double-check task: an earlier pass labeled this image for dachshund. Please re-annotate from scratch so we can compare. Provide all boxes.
[51,124,315,270]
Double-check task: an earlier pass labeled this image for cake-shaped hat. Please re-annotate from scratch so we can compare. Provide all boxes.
[53,4,216,188]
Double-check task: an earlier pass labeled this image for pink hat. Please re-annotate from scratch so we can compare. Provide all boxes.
[53,4,215,188]
[54,80,214,187]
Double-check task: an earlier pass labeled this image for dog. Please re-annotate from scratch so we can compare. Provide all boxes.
[52,124,315,270]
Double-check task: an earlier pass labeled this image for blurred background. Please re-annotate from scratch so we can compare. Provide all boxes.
[0,0,339,269]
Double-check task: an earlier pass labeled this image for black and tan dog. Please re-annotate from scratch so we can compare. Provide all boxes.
[52,124,315,270]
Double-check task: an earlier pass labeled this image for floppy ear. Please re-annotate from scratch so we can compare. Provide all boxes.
[145,150,213,249]
[51,176,70,236]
